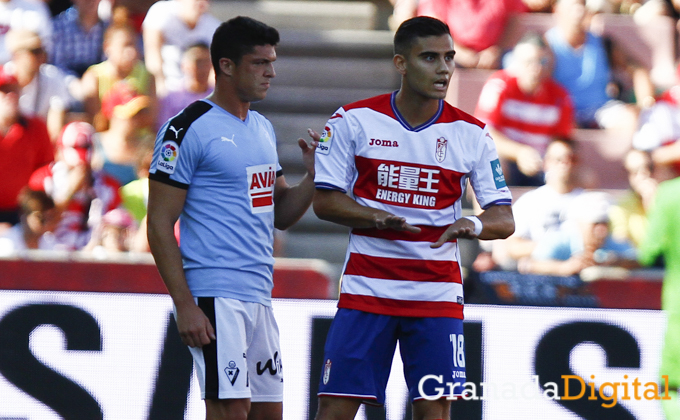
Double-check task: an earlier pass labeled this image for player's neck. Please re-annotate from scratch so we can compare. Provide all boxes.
[393,88,440,128]
[207,86,250,121]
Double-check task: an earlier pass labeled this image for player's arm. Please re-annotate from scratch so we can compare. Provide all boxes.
[147,180,215,348]
[313,189,421,233]
[431,204,514,248]
[273,131,319,230]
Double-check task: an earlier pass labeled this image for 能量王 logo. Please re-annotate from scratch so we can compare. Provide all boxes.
[162,143,177,162]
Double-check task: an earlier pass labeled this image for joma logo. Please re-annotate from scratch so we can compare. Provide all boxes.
[369,138,399,147]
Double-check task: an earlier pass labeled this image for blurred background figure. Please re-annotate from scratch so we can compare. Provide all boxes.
[609,149,657,249]
[0,188,59,254]
[92,81,153,186]
[637,176,680,420]
[28,121,122,250]
[475,33,574,186]
[0,0,53,64]
[546,0,653,129]
[155,42,212,129]
[4,29,75,141]
[142,0,219,94]
[50,0,108,100]
[83,207,135,254]
[482,139,583,271]
[0,67,53,228]
[517,191,636,276]
[81,17,155,131]
[417,0,527,69]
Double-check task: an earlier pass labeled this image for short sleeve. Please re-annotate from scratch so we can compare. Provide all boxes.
[313,108,357,193]
[142,1,172,31]
[149,121,203,189]
[468,128,513,209]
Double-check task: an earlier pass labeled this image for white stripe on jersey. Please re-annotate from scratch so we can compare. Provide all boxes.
[347,234,458,261]
[341,275,464,303]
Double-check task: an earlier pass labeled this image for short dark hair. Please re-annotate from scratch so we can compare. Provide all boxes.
[210,16,280,73]
[394,16,451,56]
[18,188,54,215]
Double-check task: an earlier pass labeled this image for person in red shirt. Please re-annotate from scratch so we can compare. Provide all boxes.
[29,121,122,250]
[0,66,53,227]
[475,33,574,186]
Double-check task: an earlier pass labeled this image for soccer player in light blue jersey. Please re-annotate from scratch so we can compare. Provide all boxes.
[147,16,318,420]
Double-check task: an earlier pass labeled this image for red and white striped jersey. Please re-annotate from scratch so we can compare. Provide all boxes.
[475,70,574,155]
[314,92,512,319]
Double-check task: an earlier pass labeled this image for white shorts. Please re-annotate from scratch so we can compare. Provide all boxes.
[183,297,283,401]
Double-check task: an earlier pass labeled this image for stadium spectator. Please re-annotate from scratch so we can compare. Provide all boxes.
[632,74,680,179]
[475,33,574,186]
[417,0,527,69]
[4,29,74,141]
[83,207,135,254]
[50,0,107,83]
[489,139,583,270]
[142,0,219,94]
[0,0,53,64]
[517,192,636,276]
[28,121,122,250]
[638,176,680,420]
[312,16,513,420]
[156,42,213,130]
[0,188,59,254]
[609,149,657,248]
[91,81,153,186]
[0,67,53,227]
[545,0,653,129]
[81,19,155,131]
[120,145,153,253]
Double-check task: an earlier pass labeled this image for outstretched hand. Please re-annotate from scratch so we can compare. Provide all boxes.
[430,218,478,248]
[298,128,320,177]
[376,214,421,234]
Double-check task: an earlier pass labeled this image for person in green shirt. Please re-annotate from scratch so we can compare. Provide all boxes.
[638,176,680,418]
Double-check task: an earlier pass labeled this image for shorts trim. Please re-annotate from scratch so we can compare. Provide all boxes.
[198,297,219,398]
[317,393,381,406]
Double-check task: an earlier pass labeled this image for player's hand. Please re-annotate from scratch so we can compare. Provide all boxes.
[516,146,542,177]
[298,128,319,177]
[430,219,478,248]
[375,214,421,234]
[175,303,216,348]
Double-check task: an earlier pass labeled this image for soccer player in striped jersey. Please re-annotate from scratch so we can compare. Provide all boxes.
[313,16,514,420]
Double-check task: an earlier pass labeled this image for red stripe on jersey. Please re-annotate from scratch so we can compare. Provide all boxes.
[252,196,273,207]
[338,294,463,318]
[344,253,462,283]
[352,225,455,243]
[438,102,485,128]
[353,156,464,210]
[341,93,394,117]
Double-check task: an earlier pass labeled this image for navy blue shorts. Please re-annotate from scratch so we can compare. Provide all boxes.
[317,308,466,405]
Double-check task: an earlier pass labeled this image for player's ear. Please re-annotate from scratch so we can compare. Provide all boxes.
[394,54,407,75]
[219,57,235,77]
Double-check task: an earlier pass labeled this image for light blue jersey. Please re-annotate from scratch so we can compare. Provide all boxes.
[149,100,282,305]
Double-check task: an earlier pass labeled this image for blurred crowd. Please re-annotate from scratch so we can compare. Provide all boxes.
[2,0,680,274]
[0,0,217,256]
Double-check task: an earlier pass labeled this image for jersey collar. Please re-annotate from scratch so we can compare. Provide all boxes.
[390,91,443,132]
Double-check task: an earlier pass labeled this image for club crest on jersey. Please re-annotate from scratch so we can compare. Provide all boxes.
[247,164,276,214]
[323,359,332,385]
[435,137,448,162]
[155,140,179,174]
[317,125,332,155]
[225,361,240,386]
[490,158,507,189]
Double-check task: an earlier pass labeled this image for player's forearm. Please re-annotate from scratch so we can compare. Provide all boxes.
[477,205,515,240]
[274,173,315,230]
[313,189,391,229]
[147,216,195,309]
